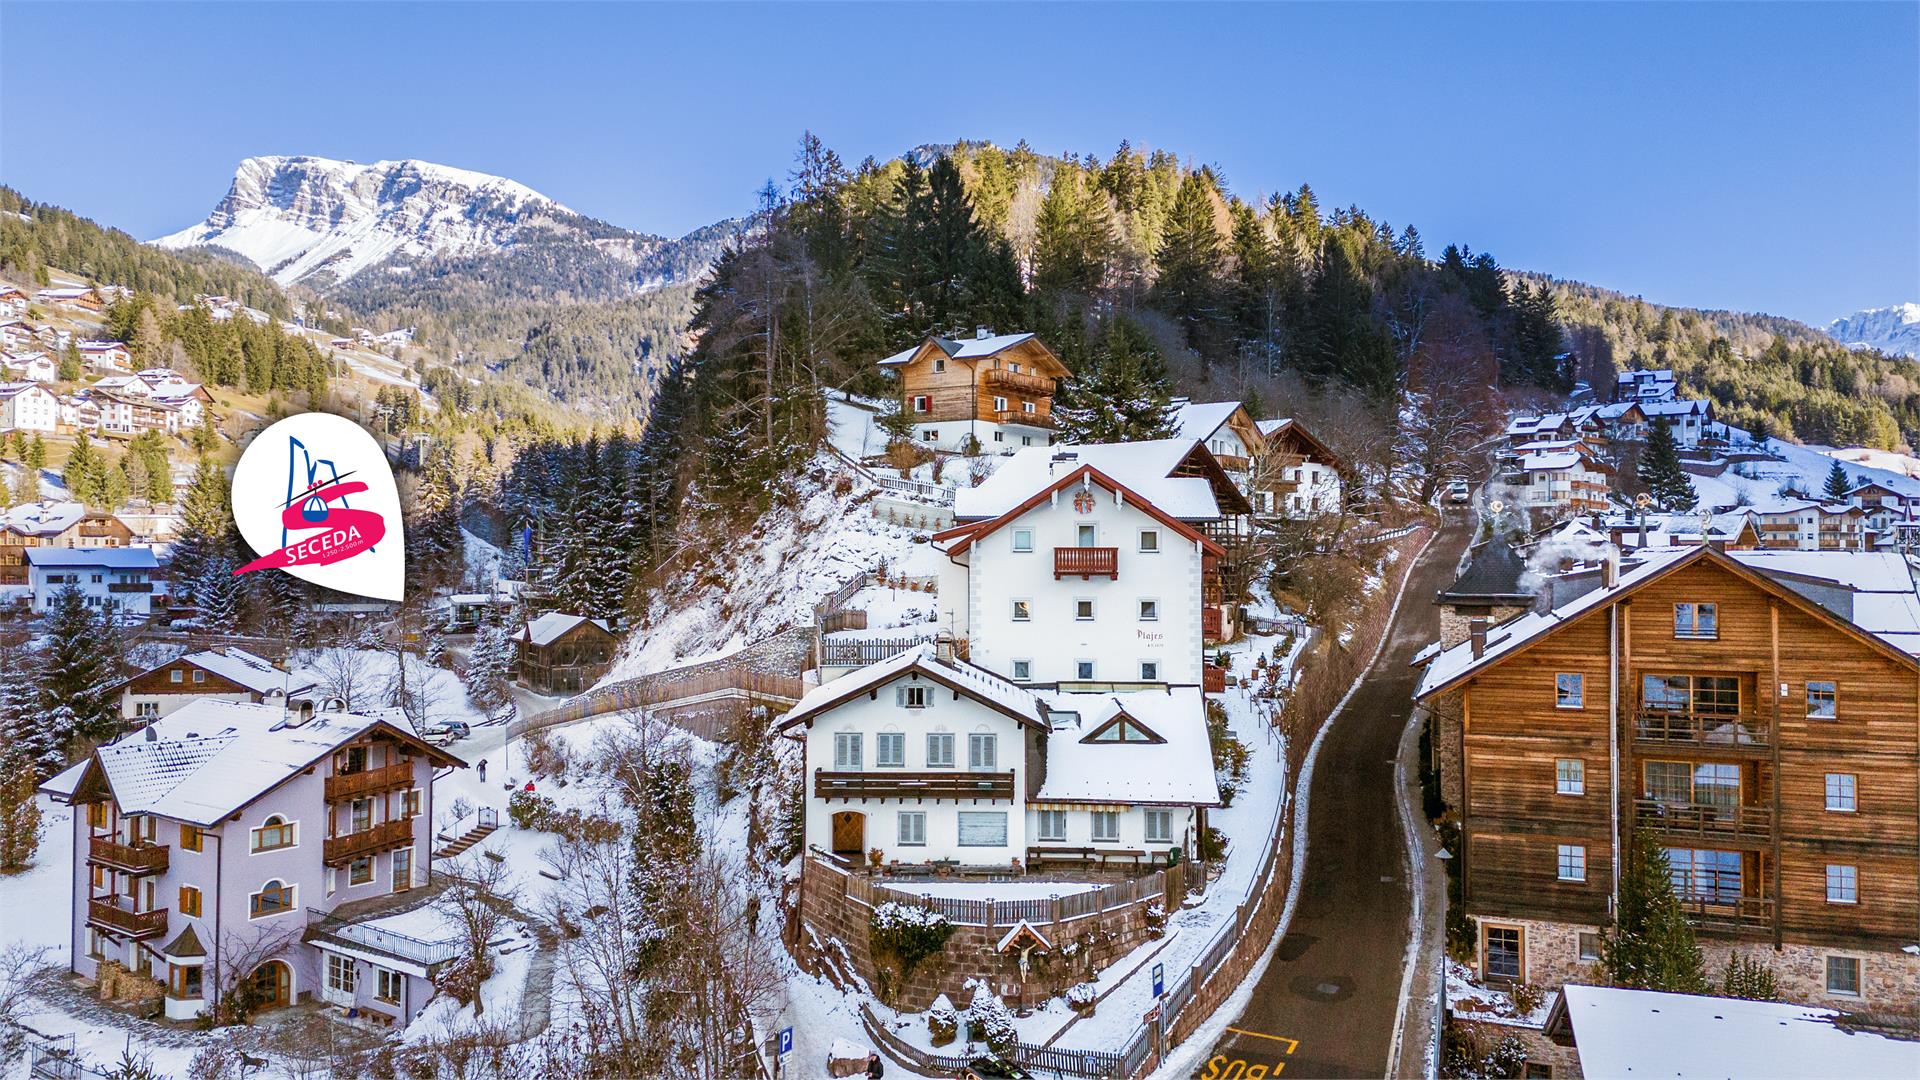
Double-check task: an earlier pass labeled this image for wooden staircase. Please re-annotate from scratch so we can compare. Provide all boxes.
[434,808,500,859]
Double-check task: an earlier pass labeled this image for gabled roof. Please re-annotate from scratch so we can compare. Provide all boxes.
[112,647,322,699]
[1254,417,1341,468]
[513,612,613,647]
[952,440,1227,523]
[775,643,1046,732]
[1170,400,1246,445]
[1417,546,1920,700]
[936,457,1226,559]
[877,332,1069,376]
[1078,705,1167,744]
[1034,686,1220,806]
[1436,536,1535,605]
[39,699,464,826]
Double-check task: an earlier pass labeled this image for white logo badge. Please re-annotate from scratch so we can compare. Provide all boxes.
[231,413,405,601]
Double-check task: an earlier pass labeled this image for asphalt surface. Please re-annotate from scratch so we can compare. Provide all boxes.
[1197,517,1471,1079]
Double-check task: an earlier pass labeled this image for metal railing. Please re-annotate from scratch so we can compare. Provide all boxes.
[1053,546,1118,579]
[305,907,462,968]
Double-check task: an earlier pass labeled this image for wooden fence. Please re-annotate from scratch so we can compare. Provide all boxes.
[818,635,938,668]
[834,860,1181,928]
[510,667,806,739]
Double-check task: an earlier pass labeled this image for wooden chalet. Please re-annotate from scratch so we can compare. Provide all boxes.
[1417,544,1920,1010]
[879,330,1070,453]
[513,612,617,694]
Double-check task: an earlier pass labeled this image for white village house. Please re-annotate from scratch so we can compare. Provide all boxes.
[0,381,59,432]
[113,647,327,724]
[26,546,158,618]
[779,641,1220,867]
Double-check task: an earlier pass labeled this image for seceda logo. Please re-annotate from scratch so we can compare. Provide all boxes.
[230,412,405,601]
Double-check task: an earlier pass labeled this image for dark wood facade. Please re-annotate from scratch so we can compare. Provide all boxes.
[515,618,618,694]
[1428,550,1920,955]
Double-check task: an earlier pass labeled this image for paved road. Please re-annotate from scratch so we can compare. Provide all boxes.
[1198,517,1471,1079]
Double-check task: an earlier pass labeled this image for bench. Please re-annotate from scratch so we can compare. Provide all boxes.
[886,863,936,879]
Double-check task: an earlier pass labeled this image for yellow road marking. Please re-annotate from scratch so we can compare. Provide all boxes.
[1224,1027,1300,1054]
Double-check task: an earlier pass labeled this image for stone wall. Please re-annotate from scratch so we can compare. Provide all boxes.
[799,860,1170,1012]
[94,959,164,1007]
[1454,1019,1583,1080]
[1437,603,1531,651]
[1430,691,1465,812]
[1167,814,1295,1045]
[1471,914,1920,1014]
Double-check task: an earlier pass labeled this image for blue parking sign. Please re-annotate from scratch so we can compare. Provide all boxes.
[778,1027,793,1056]
[1152,962,1164,998]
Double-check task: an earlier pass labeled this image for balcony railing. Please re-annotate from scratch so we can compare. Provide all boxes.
[981,369,1056,396]
[813,769,1016,802]
[1211,454,1251,472]
[1054,547,1118,580]
[1202,606,1225,641]
[323,818,414,867]
[1203,667,1228,694]
[1632,799,1774,844]
[87,835,169,875]
[106,582,153,593]
[304,908,462,968]
[88,898,167,939]
[1677,895,1775,935]
[1633,709,1771,752]
[324,761,415,802]
[994,410,1056,430]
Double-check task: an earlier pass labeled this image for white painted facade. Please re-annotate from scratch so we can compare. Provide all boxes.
[910,417,1053,455]
[27,547,157,618]
[1277,460,1341,516]
[0,383,59,432]
[938,486,1206,686]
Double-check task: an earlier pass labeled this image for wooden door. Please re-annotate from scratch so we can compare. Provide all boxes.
[831,811,864,857]
[250,960,291,1010]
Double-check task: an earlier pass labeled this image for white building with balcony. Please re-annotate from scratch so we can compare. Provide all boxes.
[27,546,158,618]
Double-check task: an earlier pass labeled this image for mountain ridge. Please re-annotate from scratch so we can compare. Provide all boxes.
[1828,302,1920,360]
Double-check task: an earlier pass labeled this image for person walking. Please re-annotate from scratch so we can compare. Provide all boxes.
[864,1052,883,1079]
[477,758,488,782]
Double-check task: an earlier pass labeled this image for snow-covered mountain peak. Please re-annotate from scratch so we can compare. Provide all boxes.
[152,155,613,287]
[1828,302,1920,359]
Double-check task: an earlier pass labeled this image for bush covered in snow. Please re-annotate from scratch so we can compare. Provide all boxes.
[1143,902,1168,936]
[508,787,557,830]
[870,902,955,978]
[926,994,959,1046]
[1066,981,1099,1014]
[965,982,1018,1056]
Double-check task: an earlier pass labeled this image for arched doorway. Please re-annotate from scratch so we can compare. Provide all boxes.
[249,960,292,1011]
[831,811,865,859]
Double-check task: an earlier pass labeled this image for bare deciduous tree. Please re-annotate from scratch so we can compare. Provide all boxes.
[0,942,51,1066]
[308,648,371,713]
[434,852,519,1016]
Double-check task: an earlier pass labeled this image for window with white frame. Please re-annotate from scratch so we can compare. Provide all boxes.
[833,732,862,772]
[911,395,931,413]
[1555,673,1584,709]
[327,953,355,994]
[1075,659,1095,679]
[992,396,1007,412]
[1826,864,1858,904]
[1825,955,1861,997]
[1091,811,1120,843]
[926,733,954,768]
[376,968,403,1005]
[898,685,930,709]
[1138,599,1158,621]
[957,811,1007,847]
[1577,932,1602,962]
[1138,529,1159,552]
[250,815,295,853]
[1825,773,1857,812]
[1557,844,1587,882]
[1037,810,1067,842]
[1556,759,1585,796]
[1011,659,1032,682]
[968,733,997,771]
[1011,599,1032,621]
[1144,810,1172,843]
[876,732,906,768]
[1074,598,1095,621]
[1807,681,1837,720]
[897,812,926,847]
[1140,661,1160,681]
[250,879,295,919]
[1011,528,1034,553]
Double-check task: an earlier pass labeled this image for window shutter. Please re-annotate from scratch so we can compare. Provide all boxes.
[894,686,907,707]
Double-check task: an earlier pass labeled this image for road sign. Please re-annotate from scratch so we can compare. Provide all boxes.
[1152,962,1164,999]
[778,1027,793,1057]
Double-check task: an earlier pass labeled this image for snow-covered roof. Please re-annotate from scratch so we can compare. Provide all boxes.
[1418,547,1920,698]
[1516,450,1595,473]
[1640,398,1710,417]
[0,381,50,399]
[1255,417,1291,436]
[38,699,460,826]
[162,647,322,698]
[952,440,1223,523]
[25,546,157,569]
[1033,686,1221,807]
[1553,984,1920,1080]
[876,332,1041,366]
[512,612,612,647]
[777,643,1045,731]
[1170,401,1243,444]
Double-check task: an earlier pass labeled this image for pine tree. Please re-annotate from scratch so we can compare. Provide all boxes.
[1602,828,1708,993]
[1638,419,1696,511]
[1152,171,1227,363]
[38,586,123,750]
[0,748,43,871]
[0,636,52,776]
[58,341,82,382]
[171,459,235,612]
[1298,234,1398,398]
[1032,165,1111,295]
[464,621,516,722]
[1051,318,1180,443]
[1823,460,1851,501]
[1720,953,1780,1001]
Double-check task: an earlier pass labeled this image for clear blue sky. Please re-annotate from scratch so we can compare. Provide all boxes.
[2,2,1915,325]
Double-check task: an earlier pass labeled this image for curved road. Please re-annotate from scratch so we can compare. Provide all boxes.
[1197,517,1471,1079]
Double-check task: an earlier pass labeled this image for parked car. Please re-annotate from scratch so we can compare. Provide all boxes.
[1445,478,1472,504]
[420,721,471,746]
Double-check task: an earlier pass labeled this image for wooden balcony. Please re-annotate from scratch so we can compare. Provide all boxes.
[1211,453,1251,472]
[1678,895,1775,936]
[87,835,169,875]
[1633,710,1771,754]
[1202,606,1225,641]
[325,761,415,802]
[813,769,1016,803]
[88,898,167,940]
[106,582,153,594]
[1054,547,1118,580]
[994,410,1056,430]
[981,368,1056,396]
[1203,667,1228,694]
[1632,799,1774,846]
[323,818,414,867]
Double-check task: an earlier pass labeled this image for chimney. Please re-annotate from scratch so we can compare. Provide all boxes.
[1603,551,1620,589]
[934,631,955,663]
[976,326,993,340]
[1048,450,1078,476]
[1469,617,1488,659]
